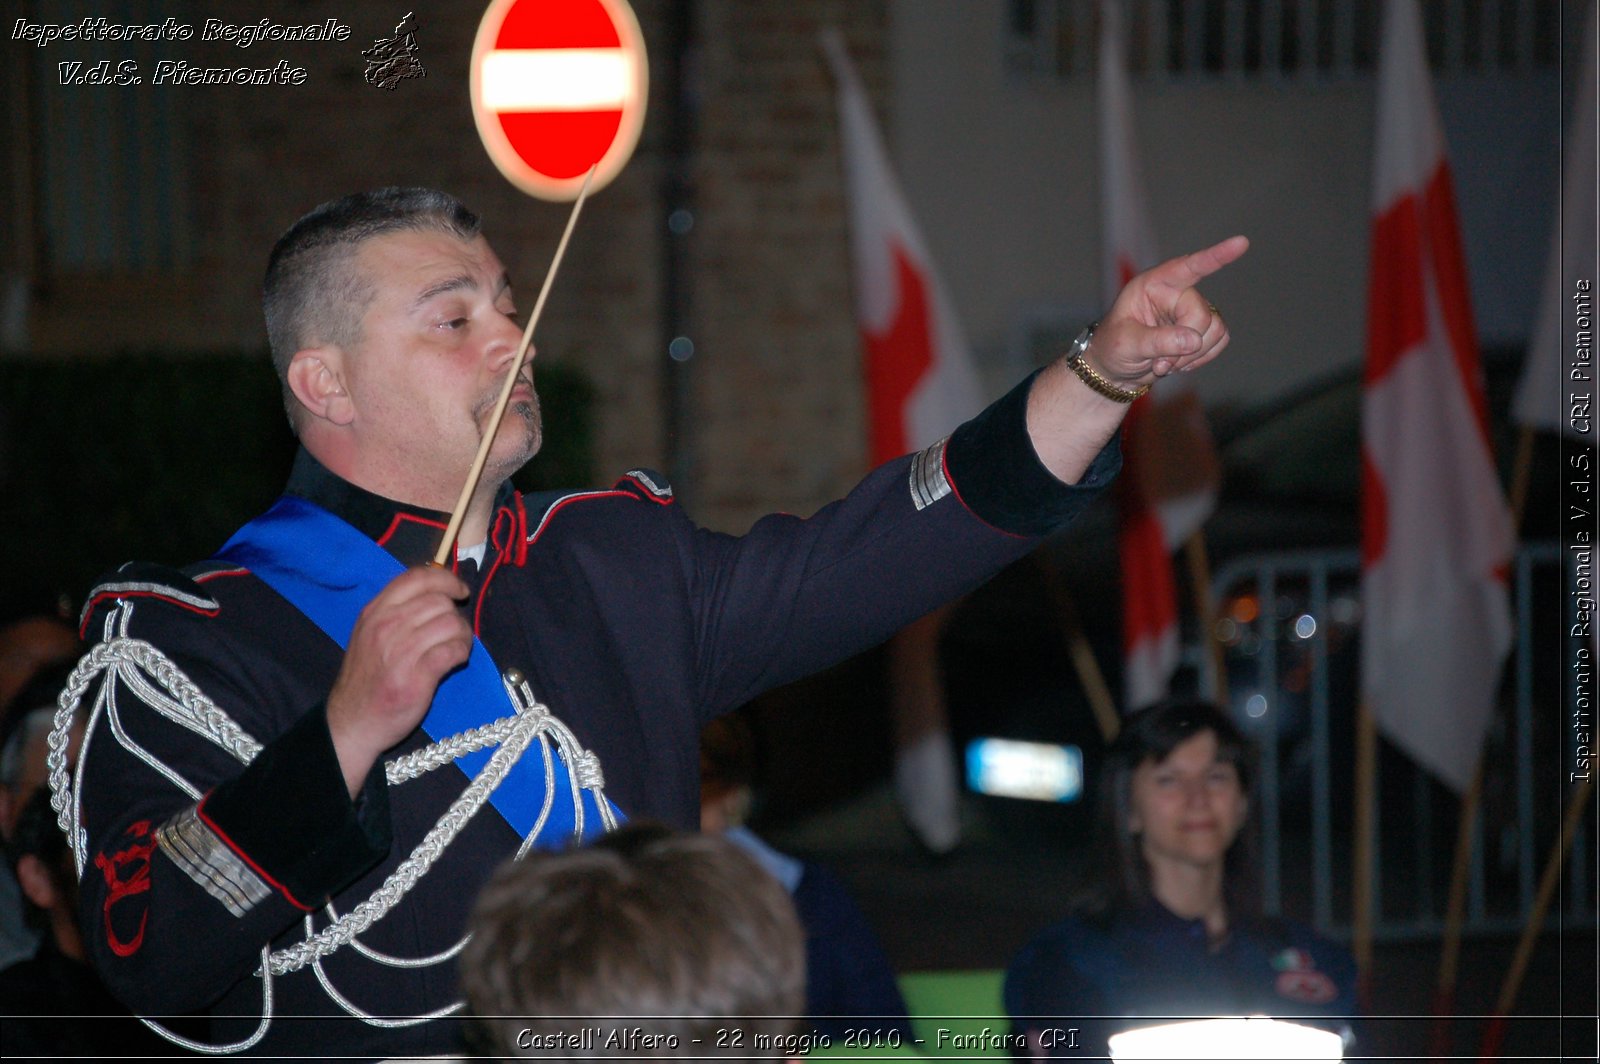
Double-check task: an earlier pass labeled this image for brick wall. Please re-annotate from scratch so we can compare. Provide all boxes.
[684,0,886,529]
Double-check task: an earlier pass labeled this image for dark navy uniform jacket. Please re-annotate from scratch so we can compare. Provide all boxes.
[73,374,1118,1059]
[1005,901,1359,1058]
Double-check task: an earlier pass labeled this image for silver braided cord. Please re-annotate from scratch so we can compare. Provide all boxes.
[46,599,616,1053]
[263,698,546,976]
[384,711,529,784]
[339,677,549,971]
[311,950,464,1029]
[136,947,276,1056]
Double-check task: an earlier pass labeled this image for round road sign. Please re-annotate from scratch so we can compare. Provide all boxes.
[470,0,649,201]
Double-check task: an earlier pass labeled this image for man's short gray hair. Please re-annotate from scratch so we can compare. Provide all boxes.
[262,188,482,425]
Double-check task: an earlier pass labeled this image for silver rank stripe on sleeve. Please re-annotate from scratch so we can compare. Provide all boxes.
[908,437,953,511]
[156,804,273,918]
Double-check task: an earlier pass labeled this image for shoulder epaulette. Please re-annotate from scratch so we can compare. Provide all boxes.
[617,468,674,504]
[520,473,677,547]
[79,562,225,637]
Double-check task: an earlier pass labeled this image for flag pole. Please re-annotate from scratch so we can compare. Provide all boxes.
[1431,424,1537,1052]
[433,167,595,567]
[1478,775,1597,1059]
[1505,427,1536,527]
[1182,531,1227,706]
[1472,424,1579,1057]
[1037,551,1121,744]
[1351,699,1377,998]
[1429,761,1484,1055]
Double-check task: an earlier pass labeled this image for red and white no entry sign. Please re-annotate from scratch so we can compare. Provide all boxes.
[470,0,648,201]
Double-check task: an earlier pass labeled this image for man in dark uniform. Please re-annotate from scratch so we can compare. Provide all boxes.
[64,188,1244,1058]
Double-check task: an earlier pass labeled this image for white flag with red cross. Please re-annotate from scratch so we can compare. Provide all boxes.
[821,31,984,465]
[1100,0,1220,711]
[1361,0,1515,794]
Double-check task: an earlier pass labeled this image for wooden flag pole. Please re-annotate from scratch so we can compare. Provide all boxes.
[1036,551,1121,744]
[1429,760,1485,1055]
[1352,700,1378,994]
[433,167,595,567]
[1182,530,1227,707]
[1505,427,1536,531]
[1432,424,1537,1052]
[1479,775,1597,1059]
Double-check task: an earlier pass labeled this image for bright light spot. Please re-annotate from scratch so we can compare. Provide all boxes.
[668,336,694,362]
[965,738,1081,803]
[1294,613,1318,639]
[1108,1016,1343,1062]
[1229,594,1259,623]
[1246,693,1269,718]
[482,49,634,110]
[1215,617,1239,644]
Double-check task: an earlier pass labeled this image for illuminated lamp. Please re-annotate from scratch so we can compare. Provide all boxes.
[1107,1016,1343,1063]
[965,738,1083,803]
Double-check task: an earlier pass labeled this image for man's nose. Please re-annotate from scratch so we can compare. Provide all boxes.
[488,320,529,372]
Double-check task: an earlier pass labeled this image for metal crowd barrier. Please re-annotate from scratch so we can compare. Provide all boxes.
[1206,541,1593,940]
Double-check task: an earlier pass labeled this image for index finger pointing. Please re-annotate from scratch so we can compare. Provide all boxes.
[1143,235,1250,291]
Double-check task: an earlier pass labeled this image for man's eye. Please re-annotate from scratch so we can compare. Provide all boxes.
[440,317,468,330]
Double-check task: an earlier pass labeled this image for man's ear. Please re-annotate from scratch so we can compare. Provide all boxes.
[287,349,354,426]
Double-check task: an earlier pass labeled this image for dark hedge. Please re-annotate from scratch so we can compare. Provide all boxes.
[0,354,594,624]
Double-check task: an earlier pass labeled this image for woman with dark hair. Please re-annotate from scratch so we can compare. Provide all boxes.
[1004,701,1357,1058]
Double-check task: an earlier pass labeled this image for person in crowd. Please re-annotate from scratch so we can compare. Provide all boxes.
[0,615,78,722]
[0,788,166,1058]
[459,822,806,1058]
[1004,701,1357,1058]
[63,186,1242,1057]
[700,713,912,1039]
[0,663,82,836]
[0,662,80,972]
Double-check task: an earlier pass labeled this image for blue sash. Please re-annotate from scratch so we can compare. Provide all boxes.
[217,495,618,846]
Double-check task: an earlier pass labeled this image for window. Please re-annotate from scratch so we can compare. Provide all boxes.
[16,0,196,277]
[1004,0,1562,81]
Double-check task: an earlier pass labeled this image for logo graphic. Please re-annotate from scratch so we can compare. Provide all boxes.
[364,11,426,91]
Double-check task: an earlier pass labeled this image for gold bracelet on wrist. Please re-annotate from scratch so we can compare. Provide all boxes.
[1063,323,1148,404]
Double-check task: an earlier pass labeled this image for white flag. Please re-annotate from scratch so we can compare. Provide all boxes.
[823,29,981,855]
[1100,0,1220,710]
[821,30,983,463]
[1361,1,1516,793]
